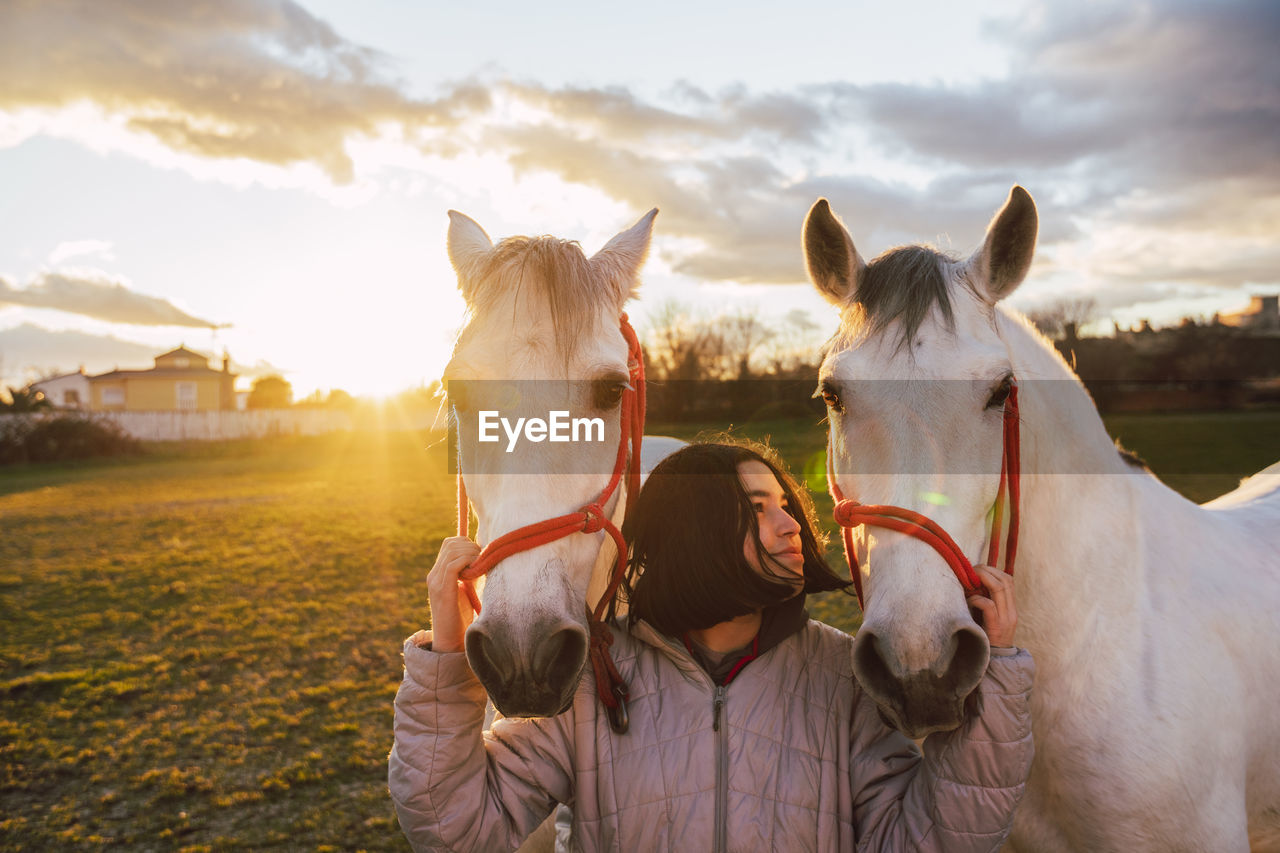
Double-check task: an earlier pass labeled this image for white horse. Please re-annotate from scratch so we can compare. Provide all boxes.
[443,208,682,719]
[803,187,1280,851]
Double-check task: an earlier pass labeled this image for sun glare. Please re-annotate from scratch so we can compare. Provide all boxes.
[279,323,455,400]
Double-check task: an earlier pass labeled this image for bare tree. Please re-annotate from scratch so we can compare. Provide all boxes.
[716,309,774,380]
[1026,297,1098,340]
[643,300,721,381]
[763,308,823,375]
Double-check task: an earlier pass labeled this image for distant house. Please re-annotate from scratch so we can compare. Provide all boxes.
[88,346,238,411]
[32,368,91,409]
[1220,295,1280,332]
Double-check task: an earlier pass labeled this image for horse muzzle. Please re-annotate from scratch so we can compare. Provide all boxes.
[852,620,989,738]
[465,618,588,718]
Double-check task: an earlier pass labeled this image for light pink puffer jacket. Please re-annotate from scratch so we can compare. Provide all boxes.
[389,619,1033,852]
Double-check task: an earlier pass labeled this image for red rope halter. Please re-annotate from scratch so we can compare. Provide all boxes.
[454,314,645,733]
[828,382,1021,609]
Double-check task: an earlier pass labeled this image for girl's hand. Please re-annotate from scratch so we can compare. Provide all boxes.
[967,565,1018,649]
[426,536,481,653]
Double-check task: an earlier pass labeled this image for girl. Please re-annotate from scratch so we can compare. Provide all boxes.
[390,441,1032,851]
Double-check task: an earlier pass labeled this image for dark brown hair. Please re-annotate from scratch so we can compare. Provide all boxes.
[617,439,849,636]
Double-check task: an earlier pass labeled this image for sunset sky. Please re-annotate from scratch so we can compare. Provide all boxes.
[1,0,1276,397]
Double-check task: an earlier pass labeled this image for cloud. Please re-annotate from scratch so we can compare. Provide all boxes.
[834,81,1116,172]
[483,0,1279,301]
[857,0,1280,207]
[493,123,804,282]
[0,323,280,389]
[0,269,224,327]
[0,322,161,386]
[49,239,115,266]
[1082,228,1280,291]
[4,0,1275,314]
[499,81,827,145]
[0,0,489,182]
[490,123,1053,284]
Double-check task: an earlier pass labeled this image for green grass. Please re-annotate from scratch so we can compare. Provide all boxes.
[1102,410,1280,502]
[1,410,1275,848]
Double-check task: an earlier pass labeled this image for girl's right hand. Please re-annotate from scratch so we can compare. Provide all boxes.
[426,536,481,653]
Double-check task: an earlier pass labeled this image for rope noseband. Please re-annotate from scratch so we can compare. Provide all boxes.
[454,314,644,733]
[829,382,1021,609]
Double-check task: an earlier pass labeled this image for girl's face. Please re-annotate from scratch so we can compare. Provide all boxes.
[736,460,805,587]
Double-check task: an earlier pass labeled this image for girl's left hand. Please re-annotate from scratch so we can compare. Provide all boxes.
[967,565,1017,648]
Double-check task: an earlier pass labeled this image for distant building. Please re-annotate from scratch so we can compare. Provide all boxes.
[1220,295,1280,332]
[87,346,238,411]
[32,368,90,409]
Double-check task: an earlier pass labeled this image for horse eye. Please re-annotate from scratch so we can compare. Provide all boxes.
[815,381,844,413]
[986,376,1013,410]
[593,379,628,410]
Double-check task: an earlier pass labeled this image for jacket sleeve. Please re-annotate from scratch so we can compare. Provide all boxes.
[849,648,1035,853]
[388,633,576,852]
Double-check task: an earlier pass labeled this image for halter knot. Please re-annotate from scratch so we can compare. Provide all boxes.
[832,499,863,528]
[580,503,608,533]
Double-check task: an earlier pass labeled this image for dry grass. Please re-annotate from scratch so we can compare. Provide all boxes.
[1,431,451,850]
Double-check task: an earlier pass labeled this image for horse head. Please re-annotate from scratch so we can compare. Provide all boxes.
[804,187,1038,738]
[443,208,657,717]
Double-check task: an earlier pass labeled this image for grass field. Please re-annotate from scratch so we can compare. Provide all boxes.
[1,410,1276,849]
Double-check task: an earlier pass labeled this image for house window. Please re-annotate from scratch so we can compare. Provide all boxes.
[177,382,198,410]
[175,357,190,368]
[102,387,124,408]
[64,389,81,407]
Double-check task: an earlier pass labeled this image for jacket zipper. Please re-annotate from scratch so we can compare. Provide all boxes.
[713,684,728,853]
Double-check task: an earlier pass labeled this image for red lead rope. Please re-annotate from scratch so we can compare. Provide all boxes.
[829,383,1021,609]
[454,314,645,732]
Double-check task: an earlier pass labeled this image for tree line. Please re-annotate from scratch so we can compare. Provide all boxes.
[638,298,1280,420]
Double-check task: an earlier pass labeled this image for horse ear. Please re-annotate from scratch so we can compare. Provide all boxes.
[590,208,658,306]
[968,186,1038,304]
[446,210,494,295]
[803,199,864,305]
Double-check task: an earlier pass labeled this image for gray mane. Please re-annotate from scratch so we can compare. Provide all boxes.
[853,245,960,347]
[462,235,616,358]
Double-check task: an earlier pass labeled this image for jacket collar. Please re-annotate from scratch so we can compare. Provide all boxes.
[623,594,810,685]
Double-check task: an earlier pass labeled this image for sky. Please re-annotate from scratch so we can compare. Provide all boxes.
[1,0,1277,398]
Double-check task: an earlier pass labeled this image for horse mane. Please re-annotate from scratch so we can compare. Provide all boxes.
[849,245,960,348]
[462,235,616,359]
[1116,442,1150,470]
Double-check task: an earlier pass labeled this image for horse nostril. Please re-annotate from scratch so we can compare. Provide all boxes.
[946,626,988,697]
[531,625,588,689]
[852,628,898,703]
[920,625,989,698]
[852,623,989,709]
[465,623,513,693]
